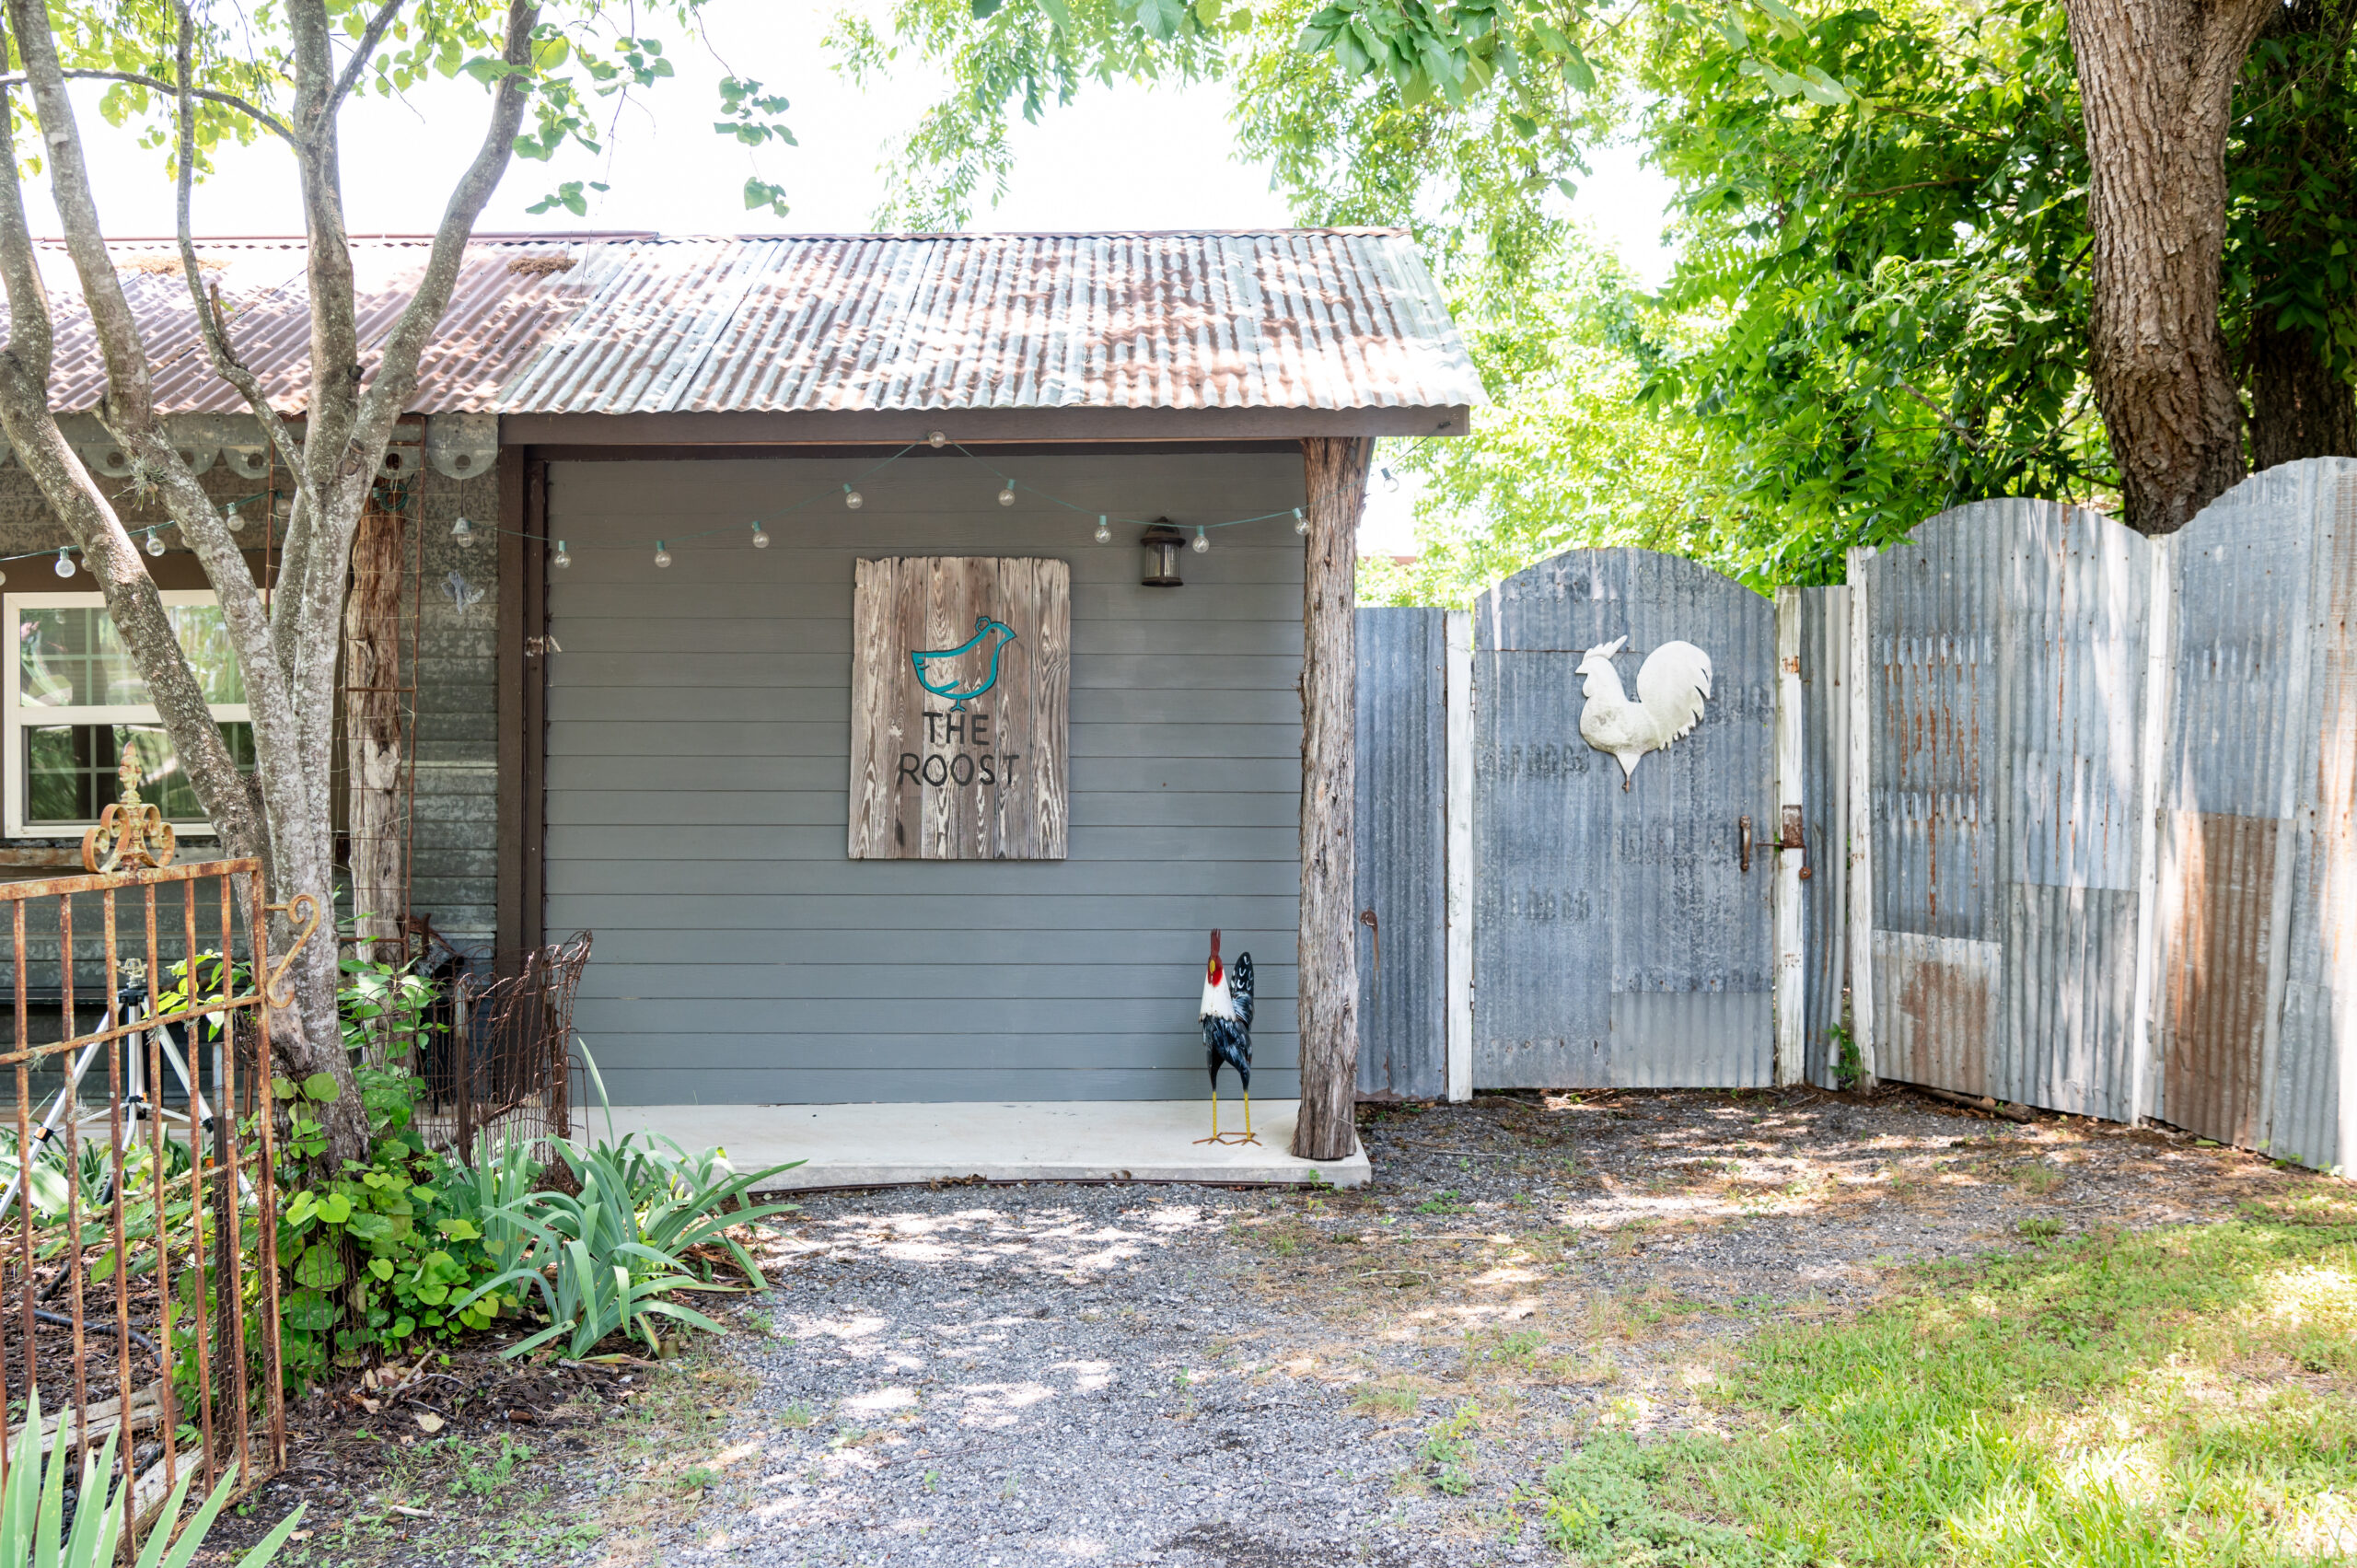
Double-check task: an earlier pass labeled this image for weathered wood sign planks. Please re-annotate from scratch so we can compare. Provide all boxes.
[849,556,1070,859]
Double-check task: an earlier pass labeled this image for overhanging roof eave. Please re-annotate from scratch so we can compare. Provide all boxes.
[497,405,1473,447]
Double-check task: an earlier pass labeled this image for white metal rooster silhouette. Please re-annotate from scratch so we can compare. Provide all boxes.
[1575,635,1713,789]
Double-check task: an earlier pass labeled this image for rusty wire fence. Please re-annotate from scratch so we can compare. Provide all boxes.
[413,930,590,1164]
[0,859,291,1547]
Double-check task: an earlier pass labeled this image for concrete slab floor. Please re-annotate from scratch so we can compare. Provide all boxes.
[582,1098,1370,1191]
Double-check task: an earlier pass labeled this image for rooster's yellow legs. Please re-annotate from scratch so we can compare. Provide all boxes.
[1194,1087,1225,1144]
[1194,1087,1261,1146]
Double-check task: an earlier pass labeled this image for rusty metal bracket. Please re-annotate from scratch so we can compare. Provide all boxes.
[1738,814,1752,874]
[263,891,323,1007]
[1777,803,1812,880]
[1359,907,1380,981]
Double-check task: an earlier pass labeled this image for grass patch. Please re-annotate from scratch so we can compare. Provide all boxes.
[1529,1216,2357,1563]
[1353,1382,1421,1417]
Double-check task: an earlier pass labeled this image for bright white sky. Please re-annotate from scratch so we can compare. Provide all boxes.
[34,2,1676,551]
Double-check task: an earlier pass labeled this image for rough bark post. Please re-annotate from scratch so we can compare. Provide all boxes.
[1294,436,1368,1162]
[2063,0,2278,532]
[2250,327,2357,468]
[343,497,407,975]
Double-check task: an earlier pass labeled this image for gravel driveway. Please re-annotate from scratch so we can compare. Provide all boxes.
[623,1086,2315,1568]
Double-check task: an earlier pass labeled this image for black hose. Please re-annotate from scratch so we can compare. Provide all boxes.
[30,1307,164,1365]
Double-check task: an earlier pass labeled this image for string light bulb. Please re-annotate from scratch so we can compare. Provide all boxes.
[1191,526,1210,554]
[1293,507,1310,536]
[1094,515,1111,544]
[751,522,772,549]
[552,540,572,570]
[145,530,166,557]
[53,548,74,578]
[452,515,474,543]
[843,484,863,511]
[996,484,1016,508]
[928,430,946,448]
[0,568,8,587]
[225,501,243,532]
[653,541,672,569]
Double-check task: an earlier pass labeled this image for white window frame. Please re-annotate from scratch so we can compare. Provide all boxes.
[3,590,252,839]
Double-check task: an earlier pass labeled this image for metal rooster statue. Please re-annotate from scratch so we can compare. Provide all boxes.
[1194,929,1256,1145]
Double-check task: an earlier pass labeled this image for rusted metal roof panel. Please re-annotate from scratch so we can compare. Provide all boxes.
[12,231,1480,419]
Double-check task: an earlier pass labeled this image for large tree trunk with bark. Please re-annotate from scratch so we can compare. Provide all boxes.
[2249,325,2357,467]
[2065,0,2280,532]
[1293,436,1367,1163]
[343,498,408,972]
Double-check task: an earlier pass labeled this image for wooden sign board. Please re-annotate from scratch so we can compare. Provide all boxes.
[849,556,1070,859]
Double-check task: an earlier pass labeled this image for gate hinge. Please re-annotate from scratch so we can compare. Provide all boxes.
[526,633,562,657]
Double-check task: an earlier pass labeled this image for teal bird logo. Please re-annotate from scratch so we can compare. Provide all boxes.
[911,615,1016,711]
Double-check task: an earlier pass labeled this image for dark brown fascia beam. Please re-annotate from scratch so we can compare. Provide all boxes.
[497,405,1470,447]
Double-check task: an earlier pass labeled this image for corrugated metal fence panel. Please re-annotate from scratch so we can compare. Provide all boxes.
[2162,459,2357,1172]
[1865,500,2152,1121]
[1355,606,1448,1098]
[1798,585,1850,1087]
[2152,476,2299,1148]
[1472,549,1777,1088]
[2279,461,2357,1175]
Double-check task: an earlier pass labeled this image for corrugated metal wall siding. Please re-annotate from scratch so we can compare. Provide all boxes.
[2159,459,2357,1172]
[540,452,1306,1105]
[1471,550,1777,1088]
[1354,607,1447,1098]
[1863,500,2152,1121]
[1797,586,1850,1087]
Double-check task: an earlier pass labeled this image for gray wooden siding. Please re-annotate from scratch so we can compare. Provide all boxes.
[1354,607,1446,1098]
[541,453,1306,1105]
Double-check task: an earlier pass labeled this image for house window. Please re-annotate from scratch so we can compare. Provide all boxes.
[3,592,254,838]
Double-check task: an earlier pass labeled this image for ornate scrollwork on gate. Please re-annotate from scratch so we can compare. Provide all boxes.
[80,750,178,873]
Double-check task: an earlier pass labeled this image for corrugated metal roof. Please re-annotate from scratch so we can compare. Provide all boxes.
[10,231,1482,419]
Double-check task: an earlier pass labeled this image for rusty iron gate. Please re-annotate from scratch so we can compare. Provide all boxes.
[1,859,288,1545]
[1471,550,1788,1086]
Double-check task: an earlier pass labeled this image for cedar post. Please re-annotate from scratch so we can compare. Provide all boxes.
[1294,436,1369,1161]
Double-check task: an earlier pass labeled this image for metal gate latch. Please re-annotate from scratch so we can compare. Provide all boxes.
[1777,804,1811,879]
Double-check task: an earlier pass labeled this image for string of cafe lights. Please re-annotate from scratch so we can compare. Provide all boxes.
[520,438,1311,569]
[0,432,1315,580]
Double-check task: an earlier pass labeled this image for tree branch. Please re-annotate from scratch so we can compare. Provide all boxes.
[172,0,305,482]
[1,0,298,868]
[329,0,409,116]
[0,70,296,145]
[0,69,54,381]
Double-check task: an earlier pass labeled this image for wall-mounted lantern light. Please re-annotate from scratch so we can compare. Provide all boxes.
[1140,520,1187,587]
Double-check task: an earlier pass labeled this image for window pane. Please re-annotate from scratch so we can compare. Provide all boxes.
[23,722,256,826]
[17,604,244,708]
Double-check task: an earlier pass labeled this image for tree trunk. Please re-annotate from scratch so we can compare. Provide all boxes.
[2249,324,2357,467]
[2064,0,2279,532]
[343,498,408,974]
[1293,436,1367,1163]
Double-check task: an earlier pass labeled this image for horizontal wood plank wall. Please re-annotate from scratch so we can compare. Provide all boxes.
[542,453,1306,1105]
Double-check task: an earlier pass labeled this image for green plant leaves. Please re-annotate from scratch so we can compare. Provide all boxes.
[294,1243,347,1291]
